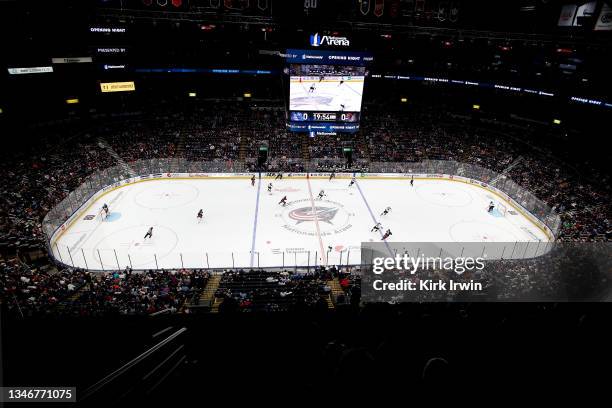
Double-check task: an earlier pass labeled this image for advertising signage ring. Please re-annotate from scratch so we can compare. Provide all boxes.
[100,81,136,93]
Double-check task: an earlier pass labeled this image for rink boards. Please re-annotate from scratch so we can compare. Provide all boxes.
[49,172,554,271]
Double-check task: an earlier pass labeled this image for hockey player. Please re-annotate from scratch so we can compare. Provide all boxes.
[268,183,273,193]
[197,209,204,223]
[348,177,356,187]
[102,203,109,214]
[488,201,495,213]
[278,196,288,206]
[144,227,153,240]
[380,207,392,216]
[317,190,326,200]
[381,229,392,241]
[329,171,335,181]
[275,172,283,180]
[309,84,316,93]
[371,222,382,233]
[251,175,256,186]
[410,177,414,187]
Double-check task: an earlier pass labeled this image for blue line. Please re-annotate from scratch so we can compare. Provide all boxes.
[354,180,395,257]
[250,175,262,267]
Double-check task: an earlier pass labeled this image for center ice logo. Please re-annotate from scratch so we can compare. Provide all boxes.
[279,198,353,236]
[288,206,339,225]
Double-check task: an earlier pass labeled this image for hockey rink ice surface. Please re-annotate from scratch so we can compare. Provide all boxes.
[51,176,551,270]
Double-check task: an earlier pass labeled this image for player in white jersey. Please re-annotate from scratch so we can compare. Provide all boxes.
[371,222,382,232]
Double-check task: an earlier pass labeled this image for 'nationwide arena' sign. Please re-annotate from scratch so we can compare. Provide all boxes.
[310,32,350,47]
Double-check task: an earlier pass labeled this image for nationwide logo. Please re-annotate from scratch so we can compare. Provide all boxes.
[309,33,350,47]
[289,206,339,224]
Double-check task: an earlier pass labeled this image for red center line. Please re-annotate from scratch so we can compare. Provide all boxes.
[306,174,327,267]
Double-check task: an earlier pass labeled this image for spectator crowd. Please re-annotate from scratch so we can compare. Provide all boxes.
[1,100,610,316]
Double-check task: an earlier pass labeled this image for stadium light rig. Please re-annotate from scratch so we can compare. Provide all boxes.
[400,97,408,103]
[188,92,197,97]
[66,98,79,104]
[244,92,252,98]
[553,119,562,125]
[472,104,480,110]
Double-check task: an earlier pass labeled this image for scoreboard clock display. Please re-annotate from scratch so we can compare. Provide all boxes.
[290,111,359,123]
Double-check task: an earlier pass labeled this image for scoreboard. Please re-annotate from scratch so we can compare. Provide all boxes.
[286,49,372,135]
[290,111,359,123]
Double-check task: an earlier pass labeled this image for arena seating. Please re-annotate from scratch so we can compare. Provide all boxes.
[0,101,610,316]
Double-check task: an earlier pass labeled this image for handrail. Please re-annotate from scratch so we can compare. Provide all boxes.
[80,327,187,401]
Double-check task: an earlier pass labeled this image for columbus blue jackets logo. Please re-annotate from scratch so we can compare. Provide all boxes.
[289,206,339,224]
[278,198,352,236]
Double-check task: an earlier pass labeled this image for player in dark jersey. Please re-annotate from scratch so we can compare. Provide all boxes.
[348,177,356,187]
[275,173,283,180]
[267,183,273,193]
[144,227,153,240]
[197,209,204,223]
[410,177,414,187]
[488,201,495,213]
[309,84,316,93]
[381,207,392,216]
[251,175,256,186]
[279,196,288,206]
[371,222,382,232]
[381,229,392,241]
[329,172,335,181]
[317,190,326,200]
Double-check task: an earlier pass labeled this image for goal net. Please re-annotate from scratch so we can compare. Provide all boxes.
[495,201,508,216]
[97,207,109,221]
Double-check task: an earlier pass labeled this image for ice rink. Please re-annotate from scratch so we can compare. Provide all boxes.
[50,175,551,270]
[289,76,364,111]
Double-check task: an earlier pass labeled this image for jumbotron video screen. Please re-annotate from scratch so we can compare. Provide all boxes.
[286,49,372,133]
[289,65,365,112]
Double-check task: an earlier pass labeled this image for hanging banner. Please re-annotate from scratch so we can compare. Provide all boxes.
[257,0,268,11]
[359,0,371,15]
[594,3,612,31]
[558,4,577,26]
[438,1,449,21]
[374,0,384,17]
[449,1,459,22]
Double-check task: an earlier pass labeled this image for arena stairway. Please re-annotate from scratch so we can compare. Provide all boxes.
[55,282,89,313]
[174,130,188,159]
[328,277,345,307]
[238,132,248,162]
[197,273,222,311]
[301,134,310,161]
